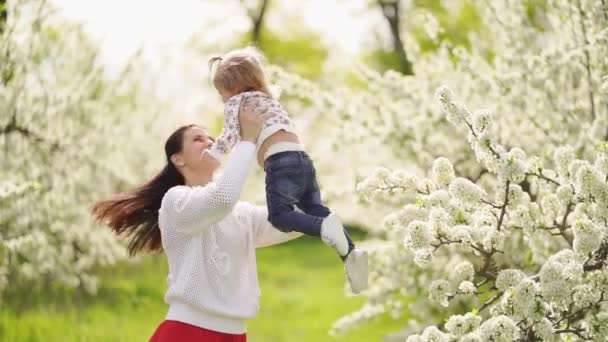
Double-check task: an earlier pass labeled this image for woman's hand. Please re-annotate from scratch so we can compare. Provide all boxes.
[239,97,272,143]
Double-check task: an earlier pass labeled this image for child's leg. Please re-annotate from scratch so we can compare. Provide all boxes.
[298,178,355,255]
[265,159,324,237]
[300,169,368,294]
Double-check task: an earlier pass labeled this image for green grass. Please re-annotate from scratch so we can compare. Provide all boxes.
[1,234,406,342]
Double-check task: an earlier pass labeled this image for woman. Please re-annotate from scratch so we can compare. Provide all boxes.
[92,101,301,341]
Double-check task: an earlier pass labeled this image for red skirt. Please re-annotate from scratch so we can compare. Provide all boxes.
[150,320,247,342]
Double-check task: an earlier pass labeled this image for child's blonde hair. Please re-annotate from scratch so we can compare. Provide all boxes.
[208,46,272,96]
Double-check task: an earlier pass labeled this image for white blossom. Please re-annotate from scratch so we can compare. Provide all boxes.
[458,332,483,342]
[574,164,602,198]
[512,279,543,319]
[424,190,450,208]
[472,110,493,134]
[404,220,433,249]
[432,157,455,188]
[448,178,486,204]
[458,281,476,294]
[495,269,526,291]
[479,315,519,341]
[573,219,604,255]
[532,318,554,341]
[445,313,482,337]
[541,193,560,218]
[429,208,450,237]
[429,279,451,307]
[556,184,574,204]
[453,261,475,282]
[413,247,434,268]
[498,153,527,183]
[553,145,575,178]
[420,326,452,342]
[418,177,438,194]
[540,250,584,309]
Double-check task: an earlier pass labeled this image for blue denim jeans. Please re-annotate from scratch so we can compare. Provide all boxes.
[264,151,354,250]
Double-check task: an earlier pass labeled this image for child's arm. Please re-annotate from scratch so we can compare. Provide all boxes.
[208,95,243,160]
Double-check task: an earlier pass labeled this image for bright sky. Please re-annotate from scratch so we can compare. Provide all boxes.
[50,0,380,71]
[48,0,385,120]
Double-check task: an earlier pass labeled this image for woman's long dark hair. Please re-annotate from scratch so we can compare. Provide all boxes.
[91,124,197,256]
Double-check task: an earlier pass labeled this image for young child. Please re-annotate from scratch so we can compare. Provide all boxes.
[206,47,368,294]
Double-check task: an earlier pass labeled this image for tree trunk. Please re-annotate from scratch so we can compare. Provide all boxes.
[0,0,7,34]
[379,0,413,75]
[0,0,12,85]
[241,0,269,44]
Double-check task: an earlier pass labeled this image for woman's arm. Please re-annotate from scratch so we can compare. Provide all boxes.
[242,203,303,248]
[161,141,256,234]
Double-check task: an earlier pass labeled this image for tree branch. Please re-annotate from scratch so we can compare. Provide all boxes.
[553,328,590,340]
[554,292,605,327]
[0,118,62,153]
[496,180,510,232]
[524,171,560,186]
[554,201,574,247]
[479,291,503,313]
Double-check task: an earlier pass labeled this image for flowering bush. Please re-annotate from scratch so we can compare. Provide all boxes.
[316,0,608,340]
[0,0,168,299]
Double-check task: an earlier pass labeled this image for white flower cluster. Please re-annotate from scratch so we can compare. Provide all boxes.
[495,269,526,291]
[572,218,605,255]
[539,250,584,310]
[444,313,482,337]
[344,80,608,339]
[329,303,386,336]
[478,315,520,341]
[406,326,452,342]
[448,178,486,204]
[432,157,455,188]
[428,279,451,307]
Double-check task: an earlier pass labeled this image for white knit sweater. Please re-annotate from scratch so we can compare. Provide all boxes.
[158,141,301,334]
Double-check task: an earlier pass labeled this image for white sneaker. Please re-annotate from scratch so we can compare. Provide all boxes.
[321,213,349,256]
[344,248,369,294]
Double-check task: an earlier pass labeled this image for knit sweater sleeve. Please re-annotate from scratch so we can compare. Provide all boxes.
[237,203,303,248]
[160,141,256,234]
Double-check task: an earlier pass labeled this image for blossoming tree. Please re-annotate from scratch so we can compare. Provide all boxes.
[280,0,608,340]
[0,0,169,300]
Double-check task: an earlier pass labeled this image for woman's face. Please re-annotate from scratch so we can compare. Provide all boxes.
[172,126,219,173]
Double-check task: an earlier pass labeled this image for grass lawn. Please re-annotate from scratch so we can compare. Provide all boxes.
[1,233,406,341]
